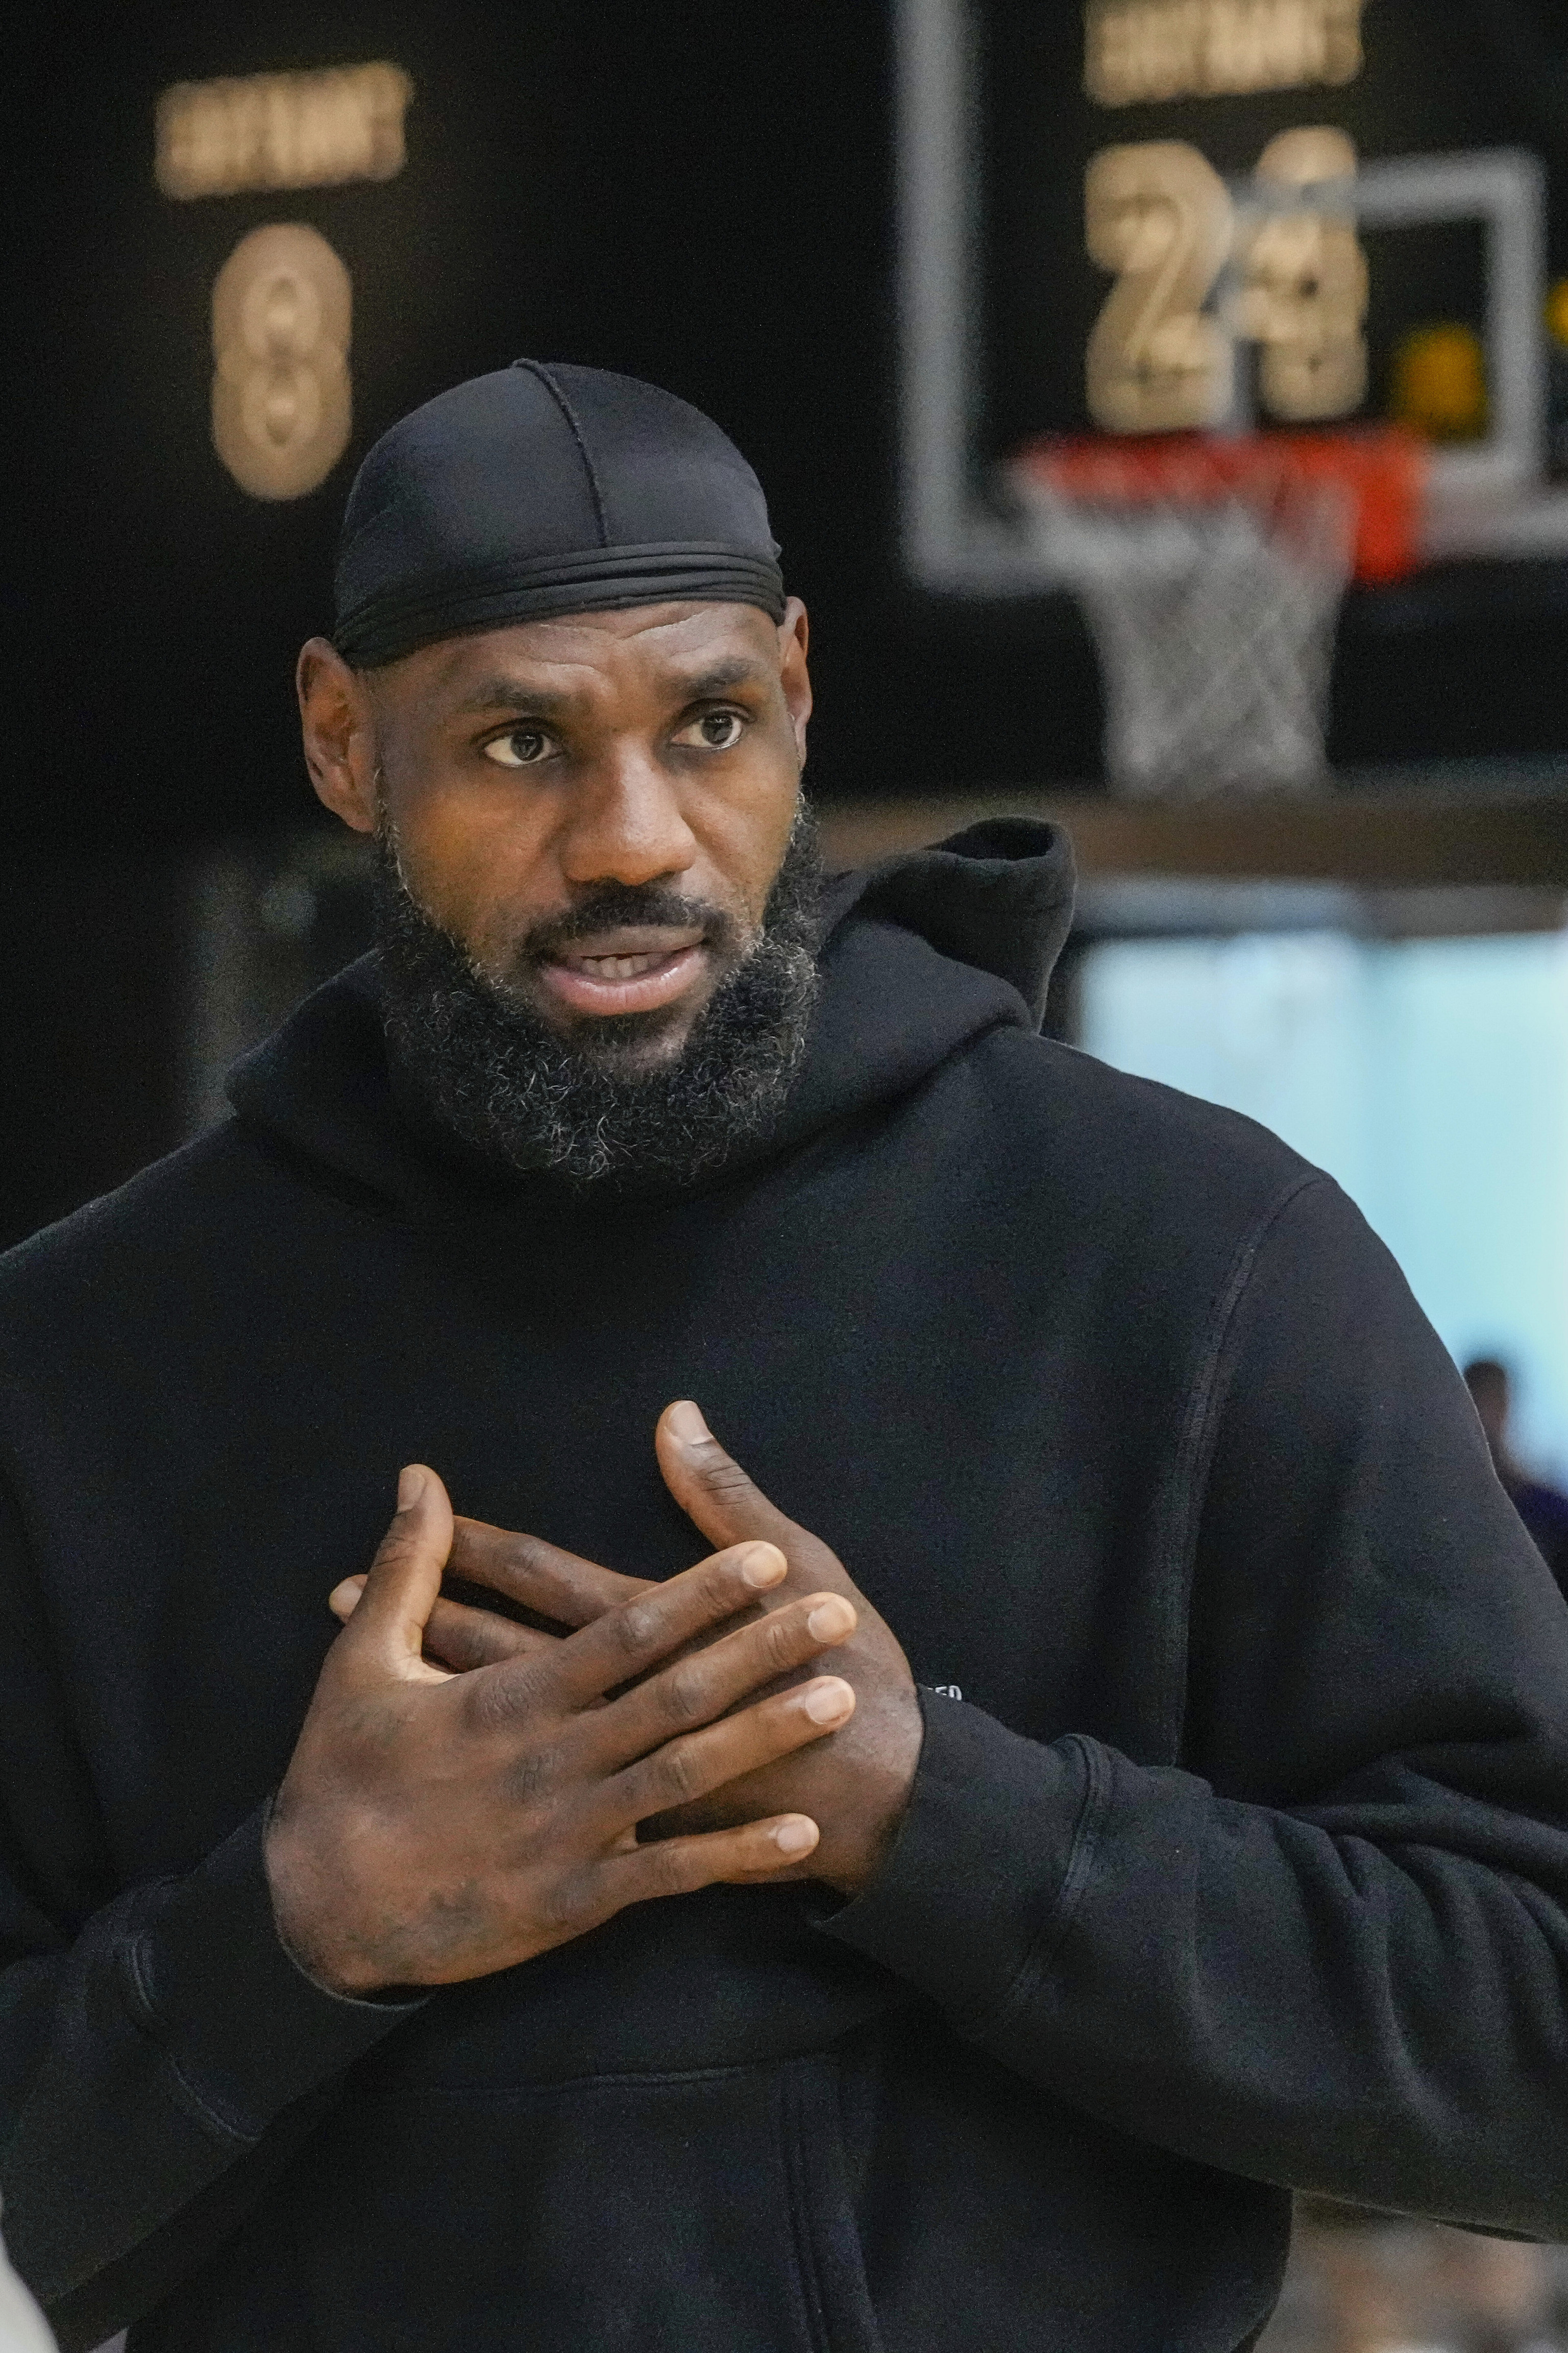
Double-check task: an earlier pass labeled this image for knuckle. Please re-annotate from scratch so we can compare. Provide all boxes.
[502,1742,562,1807]
[465,1658,548,1734]
[537,1865,597,1938]
[368,1526,419,1574]
[697,1450,754,1501]
[701,1558,750,1616]
[612,1596,663,1659]
[642,1839,702,1900]
[650,1739,702,1808]
[507,1533,554,1583]
[658,1657,710,1728]
[762,1610,804,1670]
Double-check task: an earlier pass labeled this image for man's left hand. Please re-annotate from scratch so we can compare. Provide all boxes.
[331,1402,923,1896]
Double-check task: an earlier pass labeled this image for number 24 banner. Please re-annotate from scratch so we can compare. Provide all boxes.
[934,0,1553,467]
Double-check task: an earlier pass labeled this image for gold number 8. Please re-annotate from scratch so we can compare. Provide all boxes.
[211,224,352,500]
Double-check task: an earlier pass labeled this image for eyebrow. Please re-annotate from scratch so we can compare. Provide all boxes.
[447,655,775,720]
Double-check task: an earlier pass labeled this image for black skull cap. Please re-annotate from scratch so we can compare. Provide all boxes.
[332,360,786,668]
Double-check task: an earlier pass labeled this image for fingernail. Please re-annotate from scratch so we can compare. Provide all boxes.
[666,1400,709,1445]
[397,1465,426,1510]
[773,1817,818,1856]
[328,1578,364,1617]
[806,1596,855,1641]
[801,1677,853,1725]
[741,1543,788,1589]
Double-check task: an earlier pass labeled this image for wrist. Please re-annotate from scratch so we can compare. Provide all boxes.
[823,1684,924,1897]
[263,1798,383,1998]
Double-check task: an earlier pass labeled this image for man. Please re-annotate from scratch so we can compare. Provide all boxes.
[1464,1356,1568,1599]
[3,361,1568,2353]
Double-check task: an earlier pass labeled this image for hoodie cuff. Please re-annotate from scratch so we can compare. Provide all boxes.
[815,1692,1102,2034]
[122,1804,424,2143]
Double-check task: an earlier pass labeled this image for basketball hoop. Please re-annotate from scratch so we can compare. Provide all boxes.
[1008,427,1427,800]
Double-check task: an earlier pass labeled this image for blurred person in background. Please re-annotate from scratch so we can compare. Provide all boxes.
[1464,1357,1568,1598]
[4,365,1568,2353]
[1263,2209,1560,2353]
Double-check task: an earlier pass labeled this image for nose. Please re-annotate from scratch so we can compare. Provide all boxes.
[555,742,698,891]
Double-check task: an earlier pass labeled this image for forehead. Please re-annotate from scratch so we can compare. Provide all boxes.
[384,600,781,717]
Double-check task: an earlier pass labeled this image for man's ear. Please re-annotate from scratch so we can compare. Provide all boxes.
[298,638,378,834]
[778,598,812,769]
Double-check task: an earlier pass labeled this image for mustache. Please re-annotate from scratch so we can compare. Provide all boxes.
[513,885,746,970]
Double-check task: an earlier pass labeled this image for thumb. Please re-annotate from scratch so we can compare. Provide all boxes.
[656,1402,797,1555]
[339,1464,455,1680]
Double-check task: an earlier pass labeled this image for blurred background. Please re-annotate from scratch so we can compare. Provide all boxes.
[9,4,1568,2345]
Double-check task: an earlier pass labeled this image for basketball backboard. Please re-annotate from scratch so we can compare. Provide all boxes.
[896,0,1568,591]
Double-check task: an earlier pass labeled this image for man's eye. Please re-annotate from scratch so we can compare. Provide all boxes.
[679,710,747,751]
[483,727,552,769]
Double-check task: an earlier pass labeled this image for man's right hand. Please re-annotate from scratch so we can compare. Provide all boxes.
[263,1464,858,1996]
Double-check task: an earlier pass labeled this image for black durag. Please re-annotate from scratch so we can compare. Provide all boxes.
[337,360,819,1191]
[334,359,786,665]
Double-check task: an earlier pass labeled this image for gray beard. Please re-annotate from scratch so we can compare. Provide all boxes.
[374,805,825,1193]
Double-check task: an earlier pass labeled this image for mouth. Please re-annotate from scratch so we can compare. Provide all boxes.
[536,927,711,1018]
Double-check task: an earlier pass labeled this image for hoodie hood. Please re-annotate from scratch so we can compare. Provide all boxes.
[227,818,1076,1215]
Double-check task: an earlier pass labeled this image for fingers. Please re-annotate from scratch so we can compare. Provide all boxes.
[584,1589,857,1774]
[330,1575,561,1675]
[336,1466,455,1682]
[656,1401,801,1557]
[423,1597,561,1673]
[598,1813,822,1911]
[594,1672,855,1839]
[447,1518,651,1630]
[482,1540,792,1719]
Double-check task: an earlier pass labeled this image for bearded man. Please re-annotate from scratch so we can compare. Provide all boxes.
[3,361,1568,2353]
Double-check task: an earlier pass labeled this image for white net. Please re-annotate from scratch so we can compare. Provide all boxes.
[1017,472,1356,799]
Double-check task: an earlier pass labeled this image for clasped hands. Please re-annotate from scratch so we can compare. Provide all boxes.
[264,1402,921,1997]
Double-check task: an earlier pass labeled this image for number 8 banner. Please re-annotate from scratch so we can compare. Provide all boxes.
[211,223,352,502]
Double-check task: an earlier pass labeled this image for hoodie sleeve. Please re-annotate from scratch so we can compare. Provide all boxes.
[822,1176,1568,2238]
[0,1488,422,2352]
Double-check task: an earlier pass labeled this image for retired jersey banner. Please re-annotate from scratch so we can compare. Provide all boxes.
[897,0,1568,585]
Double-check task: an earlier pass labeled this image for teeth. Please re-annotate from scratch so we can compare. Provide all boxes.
[580,953,660,980]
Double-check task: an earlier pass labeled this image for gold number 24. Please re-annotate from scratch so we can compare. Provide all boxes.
[1086,129,1368,434]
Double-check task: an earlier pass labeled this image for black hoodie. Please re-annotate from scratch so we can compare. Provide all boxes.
[2,821,1568,2353]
